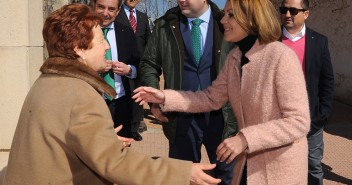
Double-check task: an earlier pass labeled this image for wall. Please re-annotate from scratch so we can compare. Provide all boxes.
[0,0,69,149]
[0,0,43,149]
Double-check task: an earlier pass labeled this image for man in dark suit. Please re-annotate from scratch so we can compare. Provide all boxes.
[116,0,151,141]
[93,0,140,138]
[140,1,236,184]
[280,0,334,184]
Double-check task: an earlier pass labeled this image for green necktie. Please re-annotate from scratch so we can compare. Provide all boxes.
[102,28,115,101]
[191,19,203,64]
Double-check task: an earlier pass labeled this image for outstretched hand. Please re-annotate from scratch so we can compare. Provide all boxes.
[190,163,221,185]
[132,86,165,105]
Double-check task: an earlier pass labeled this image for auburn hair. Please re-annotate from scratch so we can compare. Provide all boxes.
[43,3,102,59]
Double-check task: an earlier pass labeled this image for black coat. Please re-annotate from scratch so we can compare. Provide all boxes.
[113,20,139,97]
[304,27,334,131]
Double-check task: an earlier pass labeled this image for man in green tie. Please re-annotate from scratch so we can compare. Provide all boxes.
[139,0,236,184]
[93,0,140,139]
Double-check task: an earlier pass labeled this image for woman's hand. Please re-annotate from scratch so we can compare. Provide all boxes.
[132,86,165,105]
[190,164,221,185]
[114,125,133,148]
[216,133,248,164]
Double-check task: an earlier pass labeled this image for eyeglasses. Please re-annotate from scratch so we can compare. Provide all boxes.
[279,7,307,15]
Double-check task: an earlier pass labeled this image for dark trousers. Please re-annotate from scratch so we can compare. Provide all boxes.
[308,127,324,185]
[130,79,144,133]
[106,96,132,138]
[131,102,144,132]
[169,112,235,185]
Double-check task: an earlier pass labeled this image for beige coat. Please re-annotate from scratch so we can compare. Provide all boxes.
[162,41,310,185]
[3,57,192,185]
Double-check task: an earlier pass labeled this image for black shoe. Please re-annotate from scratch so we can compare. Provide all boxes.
[132,132,143,141]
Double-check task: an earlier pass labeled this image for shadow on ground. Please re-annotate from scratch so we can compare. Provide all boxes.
[324,100,352,140]
[323,162,352,184]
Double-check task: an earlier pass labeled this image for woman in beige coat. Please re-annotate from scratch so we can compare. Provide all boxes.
[133,0,310,184]
[2,4,221,185]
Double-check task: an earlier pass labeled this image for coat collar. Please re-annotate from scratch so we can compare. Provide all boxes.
[232,39,265,64]
[40,57,116,98]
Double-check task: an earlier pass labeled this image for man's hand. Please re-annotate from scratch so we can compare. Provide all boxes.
[150,103,168,122]
[190,163,221,185]
[112,61,131,75]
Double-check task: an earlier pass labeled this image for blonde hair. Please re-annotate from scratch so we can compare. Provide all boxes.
[230,0,281,44]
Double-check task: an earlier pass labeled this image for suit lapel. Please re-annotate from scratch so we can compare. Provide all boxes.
[305,28,314,81]
[136,11,143,35]
[198,13,214,68]
[119,9,132,29]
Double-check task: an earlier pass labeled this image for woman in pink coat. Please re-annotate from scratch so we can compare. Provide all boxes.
[133,0,310,184]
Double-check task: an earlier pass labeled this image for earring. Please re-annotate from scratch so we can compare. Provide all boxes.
[81,56,86,63]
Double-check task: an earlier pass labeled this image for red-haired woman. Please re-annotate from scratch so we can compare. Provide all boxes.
[3,3,220,185]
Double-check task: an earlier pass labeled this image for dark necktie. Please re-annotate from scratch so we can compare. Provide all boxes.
[191,19,203,63]
[102,28,115,100]
[129,9,137,33]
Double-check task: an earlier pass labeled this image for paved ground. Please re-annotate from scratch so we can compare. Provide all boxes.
[1,100,351,184]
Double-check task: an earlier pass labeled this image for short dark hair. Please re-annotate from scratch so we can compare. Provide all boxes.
[43,4,102,59]
[93,0,124,9]
[282,0,309,10]
[301,0,309,10]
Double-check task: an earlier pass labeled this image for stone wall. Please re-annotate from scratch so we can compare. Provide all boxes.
[0,0,68,149]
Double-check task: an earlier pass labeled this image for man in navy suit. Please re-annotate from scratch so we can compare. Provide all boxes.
[140,1,236,184]
[280,0,334,184]
[93,0,140,139]
[116,0,151,141]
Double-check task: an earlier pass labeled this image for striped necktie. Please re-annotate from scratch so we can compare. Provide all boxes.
[129,9,137,33]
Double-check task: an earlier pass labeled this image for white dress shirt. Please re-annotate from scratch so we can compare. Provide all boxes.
[283,24,306,42]
[104,23,137,99]
[187,5,211,54]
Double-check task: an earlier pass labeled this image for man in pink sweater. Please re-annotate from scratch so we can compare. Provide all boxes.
[280,0,334,184]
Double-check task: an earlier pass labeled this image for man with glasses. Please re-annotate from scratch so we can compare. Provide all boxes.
[280,0,334,184]
[139,0,236,184]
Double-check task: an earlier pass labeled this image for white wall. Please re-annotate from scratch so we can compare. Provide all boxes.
[0,0,43,149]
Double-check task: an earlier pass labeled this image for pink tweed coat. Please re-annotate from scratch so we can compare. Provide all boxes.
[162,40,311,185]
